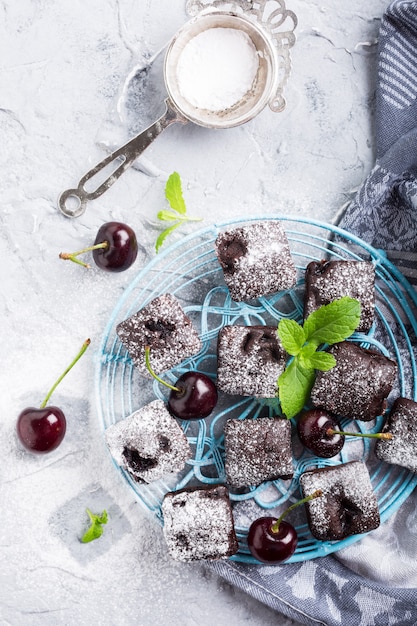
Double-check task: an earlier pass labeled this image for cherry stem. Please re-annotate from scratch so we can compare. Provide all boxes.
[144,346,180,393]
[271,489,323,534]
[327,428,393,440]
[40,339,91,408]
[59,242,109,268]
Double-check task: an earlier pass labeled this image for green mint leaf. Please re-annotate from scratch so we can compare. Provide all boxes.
[298,342,317,359]
[155,172,202,251]
[157,210,180,222]
[305,351,336,371]
[277,319,306,356]
[81,508,108,544]
[278,358,316,419]
[165,171,186,215]
[303,296,361,347]
[155,222,181,253]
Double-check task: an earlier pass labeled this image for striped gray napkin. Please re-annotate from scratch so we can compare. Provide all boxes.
[339,0,417,286]
[209,2,417,625]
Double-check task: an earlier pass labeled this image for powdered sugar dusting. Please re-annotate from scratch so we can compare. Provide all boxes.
[162,486,238,561]
[311,342,397,421]
[224,418,293,488]
[105,400,191,483]
[304,260,375,332]
[217,325,285,397]
[116,293,202,377]
[375,397,417,472]
[215,221,297,302]
[300,461,380,541]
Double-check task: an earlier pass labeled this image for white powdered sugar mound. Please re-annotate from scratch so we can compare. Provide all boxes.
[176,27,259,111]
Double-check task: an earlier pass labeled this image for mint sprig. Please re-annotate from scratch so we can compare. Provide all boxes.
[155,172,202,252]
[80,508,108,543]
[278,360,316,422]
[277,296,361,419]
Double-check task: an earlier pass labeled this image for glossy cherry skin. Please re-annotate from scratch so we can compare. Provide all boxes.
[92,222,138,272]
[297,408,344,458]
[248,517,298,564]
[168,372,218,420]
[17,406,66,453]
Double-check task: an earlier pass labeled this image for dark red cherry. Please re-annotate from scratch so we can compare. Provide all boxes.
[16,339,90,454]
[92,221,138,272]
[168,372,218,420]
[17,406,66,453]
[248,517,297,563]
[60,222,138,272]
[247,490,323,564]
[297,409,344,458]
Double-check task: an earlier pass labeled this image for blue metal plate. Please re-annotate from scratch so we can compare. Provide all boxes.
[96,216,417,563]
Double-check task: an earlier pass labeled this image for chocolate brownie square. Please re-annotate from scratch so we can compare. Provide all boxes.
[304,260,375,332]
[105,400,191,484]
[375,397,417,472]
[215,221,297,301]
[116,293,202,377]
[217,325,286,397]
[310,341,397,421]
[162,485,238,561]
[224,417,293,488]
[300,461,380,541]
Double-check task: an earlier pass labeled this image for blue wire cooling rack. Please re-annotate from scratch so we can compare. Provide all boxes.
[95,215,417,564]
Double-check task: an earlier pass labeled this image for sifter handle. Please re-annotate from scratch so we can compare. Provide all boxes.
[58,99,187,218]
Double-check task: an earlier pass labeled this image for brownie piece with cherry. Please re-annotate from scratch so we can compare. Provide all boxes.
[217,325,286,397]
[300,461,380,541]
[116,293,202,377]
[224,417,293,488]
[310,341,397,421]
[105,400,191,484]
[375,397,417,472]
[304,259,375,332]
[215,221,297,301]
[162,485,239,561]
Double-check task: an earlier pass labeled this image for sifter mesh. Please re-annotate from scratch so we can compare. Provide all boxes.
[95,216,417,563]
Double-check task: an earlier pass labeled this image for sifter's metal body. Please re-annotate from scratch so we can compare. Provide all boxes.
[58,0,297,218]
